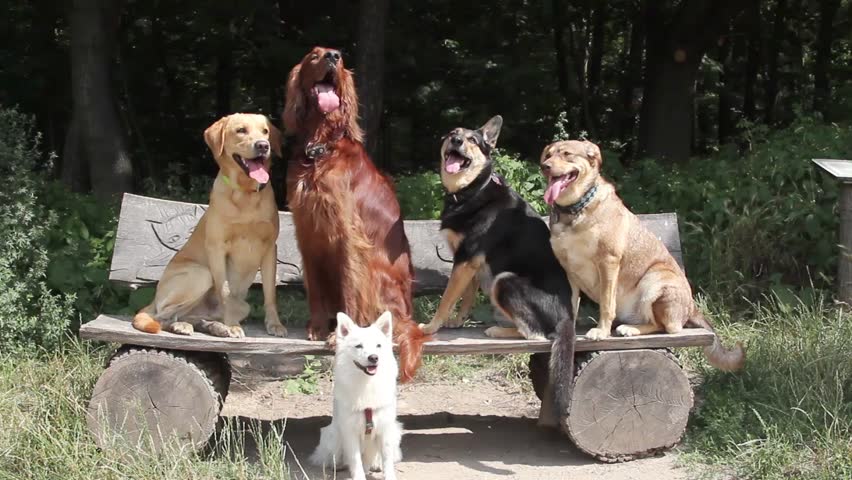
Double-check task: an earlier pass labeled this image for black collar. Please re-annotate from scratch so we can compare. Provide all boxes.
[297,129,346,162]
[553,184,598,221]
[444,164,500,205]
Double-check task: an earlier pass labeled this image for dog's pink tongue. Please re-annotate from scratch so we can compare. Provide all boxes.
[544,177,568,205]
[247,160,269,184]
[315,83,340,113]
[444,153,464,174]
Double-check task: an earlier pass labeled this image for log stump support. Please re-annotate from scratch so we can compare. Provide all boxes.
[531,349,693,462]
[87,346,230,452]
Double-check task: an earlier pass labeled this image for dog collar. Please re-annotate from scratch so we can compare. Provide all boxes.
[554,184,598,218]
[445,165,500,204]
[364,408,374,435]
[221,174,266,192]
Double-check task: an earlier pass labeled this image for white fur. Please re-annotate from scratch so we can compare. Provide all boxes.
[310,311,402,480]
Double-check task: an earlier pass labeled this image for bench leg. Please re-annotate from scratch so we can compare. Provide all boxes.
[87,346,230,453]
[563,349,693,463]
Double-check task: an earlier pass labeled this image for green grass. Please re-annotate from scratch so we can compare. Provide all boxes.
[2,291,851,479]
[681,292,852,479]
[0,341,291,480]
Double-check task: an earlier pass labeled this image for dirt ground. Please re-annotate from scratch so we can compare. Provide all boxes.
[222,370,695,480]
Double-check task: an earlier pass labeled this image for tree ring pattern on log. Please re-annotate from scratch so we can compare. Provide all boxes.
[564,349,693,463]
[87,347,229,453]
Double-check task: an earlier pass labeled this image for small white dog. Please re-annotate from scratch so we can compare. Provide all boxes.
[310,311,403,480]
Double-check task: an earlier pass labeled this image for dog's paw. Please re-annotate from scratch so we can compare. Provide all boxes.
[383,470,397,480]
[483,326,502,338]
[324,331,337,350]
[228,325,245,338]
[418,322,441,334]
[266,322,288,337]
[615,324,640,337]
[445,315,466,329]
[585,327,610,340]
[171,322,194,336]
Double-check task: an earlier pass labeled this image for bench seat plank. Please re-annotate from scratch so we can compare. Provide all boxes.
[80,314,713,356]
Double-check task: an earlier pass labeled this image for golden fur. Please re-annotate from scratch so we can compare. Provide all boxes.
[542,140,744,371]
[132,114,287,338]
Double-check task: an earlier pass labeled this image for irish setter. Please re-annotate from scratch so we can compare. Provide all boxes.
[282,46,429,382]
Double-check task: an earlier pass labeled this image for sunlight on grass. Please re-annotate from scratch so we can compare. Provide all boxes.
[682,292,852,479]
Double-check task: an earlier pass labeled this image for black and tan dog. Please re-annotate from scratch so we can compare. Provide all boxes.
[418,116,575,425]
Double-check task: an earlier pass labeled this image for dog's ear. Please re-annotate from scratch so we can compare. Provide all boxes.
[283,64,304,135]
[204,116,229,158]
[336,312,357,339]
[479,115,503,149]
[267,119,282,157]
[584,141,602,168]
[339,68,364,143]
[373,311,393,338]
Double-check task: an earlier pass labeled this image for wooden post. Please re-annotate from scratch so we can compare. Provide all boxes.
[813,159,852,304]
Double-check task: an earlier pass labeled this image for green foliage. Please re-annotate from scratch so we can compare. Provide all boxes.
[685,293,852,479]
[612,116,852,296]
[282,355,326,395]
[0,108,74,350]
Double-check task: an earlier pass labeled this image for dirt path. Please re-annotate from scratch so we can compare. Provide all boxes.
[222,375,693,480]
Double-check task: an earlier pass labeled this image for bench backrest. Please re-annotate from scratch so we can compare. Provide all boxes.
[110,193,684,294]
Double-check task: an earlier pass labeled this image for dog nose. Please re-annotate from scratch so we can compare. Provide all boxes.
[367,354,378,364]
[450,135,463,146]
[254,140,270,155]
[324,50,341,64]
[541,161,552,173]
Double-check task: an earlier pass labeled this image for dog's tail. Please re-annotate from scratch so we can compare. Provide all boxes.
[395,319,431,383]
[132,304,161,334]
[687,310,745,371]
[549,314,576,421]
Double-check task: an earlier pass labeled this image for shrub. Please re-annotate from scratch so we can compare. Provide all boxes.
[612,117,852,296]
[0,108,74,350]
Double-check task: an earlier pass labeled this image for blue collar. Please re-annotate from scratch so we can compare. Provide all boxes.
[553,184,597,218]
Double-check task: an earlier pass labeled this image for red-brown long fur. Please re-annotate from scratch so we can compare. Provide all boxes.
[283,46,429,382]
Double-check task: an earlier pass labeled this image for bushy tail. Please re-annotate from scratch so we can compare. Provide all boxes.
[132,304,161,334]
[395,319,431,383]
[688,311,745,371]
[549,316,576,420]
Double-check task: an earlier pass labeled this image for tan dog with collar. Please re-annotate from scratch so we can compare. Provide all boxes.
[132,113,288,338]
[541,140,744,371]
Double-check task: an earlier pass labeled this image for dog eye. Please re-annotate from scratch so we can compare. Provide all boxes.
[377,343,382,348]
[311,54,319,60]
[236,127,247,134]
[355,344,363,349]
[263,128,269,134]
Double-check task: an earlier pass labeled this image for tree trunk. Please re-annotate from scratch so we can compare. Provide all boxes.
[355,0,390,161]
[638,0,747,163]
[618,1,645,160]
[551,0,575,121]
[215,22,233,119]
[765,0,788,124]
[743,0,761,121]
[718,33,735,144]
[813,0,841,119]
[63,0,133,197]
[587,2,607,123]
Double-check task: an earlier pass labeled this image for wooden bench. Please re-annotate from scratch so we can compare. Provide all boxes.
[80,193,714,463]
